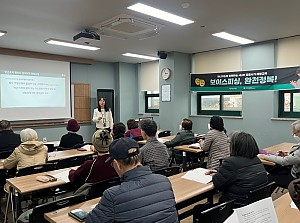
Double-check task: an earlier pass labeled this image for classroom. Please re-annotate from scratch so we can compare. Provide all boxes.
[1,1,300,222]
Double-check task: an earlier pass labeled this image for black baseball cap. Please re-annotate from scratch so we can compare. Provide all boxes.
[105,137,140,163]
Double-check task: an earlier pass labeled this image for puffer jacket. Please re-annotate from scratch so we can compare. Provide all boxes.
[212,156,268,205]
[86,166,178,223]
[3,141,48,170]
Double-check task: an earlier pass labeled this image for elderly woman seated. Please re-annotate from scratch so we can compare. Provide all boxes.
[3,128,48,170]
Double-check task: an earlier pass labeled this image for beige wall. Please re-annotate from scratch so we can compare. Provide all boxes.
[192,47,242,73]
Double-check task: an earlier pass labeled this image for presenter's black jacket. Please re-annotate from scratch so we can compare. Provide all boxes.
[212,156,268,206]
[86,166,178,223]
[0,130,21,154]
[59,132,84,149]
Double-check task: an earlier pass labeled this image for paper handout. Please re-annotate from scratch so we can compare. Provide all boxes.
[181,168,212,184]
[224,197,278,223]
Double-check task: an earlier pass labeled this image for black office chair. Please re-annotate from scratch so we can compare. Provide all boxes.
[158,130,171,138]
[154,166,180,177]
[246,181,276,205]
[55,156,86,169]
[44,143,55,152]
[193,200,235,223]
[0,150,13,159]
[86,177,121,200]
[133,136,144,141]
[16,163,56,177]
[16,194,86,223]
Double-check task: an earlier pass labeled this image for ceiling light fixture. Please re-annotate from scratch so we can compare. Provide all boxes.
[212,32,254,44]
[127,3,194,26]
[122,53,158,60]
[0,31,7,37]
[45,38,100,51]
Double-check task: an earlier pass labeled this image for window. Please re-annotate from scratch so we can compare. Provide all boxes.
[197,92,242,116]
[145,91,159,113]
[279,89,300,118]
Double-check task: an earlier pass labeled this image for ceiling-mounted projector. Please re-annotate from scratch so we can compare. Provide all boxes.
[73,29,100,42]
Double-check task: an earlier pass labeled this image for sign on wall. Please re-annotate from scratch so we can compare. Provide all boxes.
[191,66,300,92]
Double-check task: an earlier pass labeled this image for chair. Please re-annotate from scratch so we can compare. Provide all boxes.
[154,166,180,177]
[138,117,153,123]
[158,130,171,138]
[133,136,144,141]
[17,194,86,223]
[246,181,276,205]
[0,150,13,159]
[44,143,55,152]
[5,163,57,223]
[55,156,86,169]
[193,200,235,223]
[86,177,121,200]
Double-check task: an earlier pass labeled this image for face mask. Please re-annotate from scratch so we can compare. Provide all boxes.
[208,123,211,130]
[179,124,182,131]
[294,135,300,142]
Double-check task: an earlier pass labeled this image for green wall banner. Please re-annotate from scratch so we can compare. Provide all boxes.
[191,66,300,92]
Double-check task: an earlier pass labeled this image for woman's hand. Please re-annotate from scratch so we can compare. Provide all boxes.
[205,169,217,176]
[258,154,266,159]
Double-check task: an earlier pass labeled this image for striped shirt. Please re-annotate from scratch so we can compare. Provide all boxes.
[141,138,169,172]
[202,129,230,170]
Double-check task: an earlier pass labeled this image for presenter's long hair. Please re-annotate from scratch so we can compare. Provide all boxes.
[97,97,109,112]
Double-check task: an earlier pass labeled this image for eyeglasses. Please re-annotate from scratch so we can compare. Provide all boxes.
[292,131,300,136]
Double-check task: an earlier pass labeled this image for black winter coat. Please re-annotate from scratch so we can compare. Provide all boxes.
[212,156,268,205]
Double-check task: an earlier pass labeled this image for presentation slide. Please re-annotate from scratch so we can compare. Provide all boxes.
[0,55,71,121]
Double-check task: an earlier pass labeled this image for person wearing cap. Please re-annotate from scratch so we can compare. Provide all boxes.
[140,119,169,172]
[86,137,178,223]
[59,119,84,149]
[68,129,118,189]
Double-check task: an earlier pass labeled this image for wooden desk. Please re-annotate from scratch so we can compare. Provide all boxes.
[138,135,175,145]
[0,159,4,170]
[6,167,73,194]
[263,142,295,154]
[274,193,300,223]
[174,145,204,171]
[259,142,295,166]
[6,167,75,220]
[48,149,95,162]
[45,171,215,222]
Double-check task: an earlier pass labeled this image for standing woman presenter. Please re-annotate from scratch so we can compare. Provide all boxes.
[92,98,113,131]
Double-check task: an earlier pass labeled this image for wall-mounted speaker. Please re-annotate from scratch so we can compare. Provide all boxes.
[157,51,167,59]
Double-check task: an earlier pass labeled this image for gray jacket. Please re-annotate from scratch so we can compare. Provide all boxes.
[86,166,178,223]
[264,144,300,178]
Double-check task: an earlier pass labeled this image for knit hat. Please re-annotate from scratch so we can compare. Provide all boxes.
[105,137,139,162]
[66,119,80,132]
[92,129,112,153]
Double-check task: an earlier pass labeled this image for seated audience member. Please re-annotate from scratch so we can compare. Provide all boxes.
[200,116,230,169]
[3,128,48,170]
[124,119,142,140]
[86,137,178,223]
[112,122,126,140]
[259,120,300,189]
[140,119,169,172]
[0,120,21,154]
[164,118,195,163]
[165,118,195,147]
[69,129,118,189]
[288,178,300,210]
[207,131,268,206]
[59,119,84,148]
